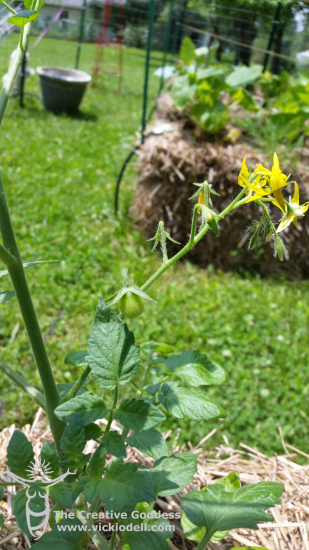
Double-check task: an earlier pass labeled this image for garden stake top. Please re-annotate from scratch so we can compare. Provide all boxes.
[0,4,307,548]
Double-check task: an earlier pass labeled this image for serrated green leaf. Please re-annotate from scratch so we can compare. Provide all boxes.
[158,382,226,421]
[86,301,141,390]
[84,460,155,506]
[33,517,84,549]
[87,444,106,478]
[166,350,227,386]
[0,290,15,304]
[40,441,61,479]
[57,383,88,399]
[8,9,38,27]
[84,423,102,441]
[6,430,34,479]
[64,350,88,368]
[49,482,73,509]
[126,428,168,460]
[144,453,197,497]
[114,398,165,431]
[13,483,45,538]
[103,431,126,458]
[121,531,170,550]
[182,481,284,539]
[55,393,110,426]
[60,415,86,460]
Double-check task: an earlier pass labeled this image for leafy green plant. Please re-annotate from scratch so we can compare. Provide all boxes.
[0,16,306,550]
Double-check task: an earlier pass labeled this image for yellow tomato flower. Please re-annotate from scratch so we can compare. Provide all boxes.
[254,153,287,210]
[238,157,249,189]
[197,191,205,213]
[277,183,308,232]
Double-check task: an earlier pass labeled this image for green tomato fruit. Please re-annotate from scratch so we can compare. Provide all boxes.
[119,291,144,319]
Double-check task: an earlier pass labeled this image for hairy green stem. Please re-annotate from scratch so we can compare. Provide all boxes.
[0,358,46,410]
[0,175,65,456]
[189,204,199,245]
[141,186,248,293]
[196,530,214,550]
[104,386,118,435]
[62,366,91,403]
[72,497,109,550]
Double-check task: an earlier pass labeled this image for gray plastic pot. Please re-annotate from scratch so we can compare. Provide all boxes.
[36,67,92,114]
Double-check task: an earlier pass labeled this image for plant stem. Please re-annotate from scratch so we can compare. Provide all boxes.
[62,366,91,403]
[2,1,17,14]
[0,175,65,456]
[189,204,199,245]
[104,386,118,435]
[141,186,248,293]
[109,529,116,550]
[72,497,109,550]
[0,20,33,125]
[196,530,214,550]
[0,358,46,410]
[0,244,16,267]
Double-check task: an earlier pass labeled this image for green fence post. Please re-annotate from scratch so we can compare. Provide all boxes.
[158,0,175,95]
[141,0,155,142]
[263,1,282,73]
[171,0,183,57]
[75,0,87,70]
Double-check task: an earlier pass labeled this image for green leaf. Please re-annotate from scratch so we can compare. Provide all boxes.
[231,88,259,112]
[0,514,3,529]
[103,431,126,458]
[8,9,38,27]
[126,428,168,460]
[84,460,155,506]
[86,301,141,390]
[191,101,229,133]
[0,261,56,279]
[145,382,161,395]
[49,504,66,527]
[87,443,106,478]
[145,453,197,497]
[170,75,197,110]
[114,398,166,431]
[60,415,86,460]
[140,342,173,354]
[49,482,73,509]
[57,383,88,399]
[33,517,84,550]
[64,351,88,368]
[166,350,227,386]
[13,483,45,538]
[40,441,61,479]
[121,531,170,550]
[196,68,226,88]
[84,423,102,441]
[180,36,196,66]
[182,481,284,539]
[6,430,34,479]
[181,471,241,542]
[0,290,15,304]
[226,64,262,88]
[159,382,226,421]
[55,393,111,426]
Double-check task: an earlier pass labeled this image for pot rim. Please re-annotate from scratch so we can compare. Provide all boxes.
[36,66,92,84]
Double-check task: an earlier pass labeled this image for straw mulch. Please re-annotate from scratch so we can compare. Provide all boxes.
[132,92,309,277]
[0,412,308,549]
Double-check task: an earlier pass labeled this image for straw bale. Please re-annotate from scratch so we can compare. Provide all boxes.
[0,416,308,549]
[132,93,309,277]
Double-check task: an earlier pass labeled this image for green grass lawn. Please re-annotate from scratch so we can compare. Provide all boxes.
[0,35,308,459]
